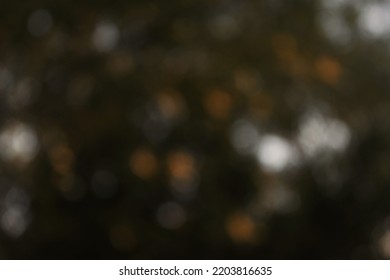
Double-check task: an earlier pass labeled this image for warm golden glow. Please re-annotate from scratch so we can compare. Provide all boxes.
[166,151,195,182]
[315,55,343,85]
[204,89,233,120]
[129,148,158,180]
[226,212,256,243]
[155,89,185,120]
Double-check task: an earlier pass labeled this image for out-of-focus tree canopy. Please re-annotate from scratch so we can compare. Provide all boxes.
[0,0,390,259]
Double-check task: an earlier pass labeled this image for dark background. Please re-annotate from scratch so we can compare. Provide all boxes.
[0,0,390,259]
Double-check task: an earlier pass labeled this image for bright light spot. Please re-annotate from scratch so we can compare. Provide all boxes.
[27,9,53,37]
[0,122,39,164]
[256,134,296,173]
[298,112,350,158]
[93,21,120,52]
[359,3,390,38]
[156,202,187,230]
[230,119,259,155]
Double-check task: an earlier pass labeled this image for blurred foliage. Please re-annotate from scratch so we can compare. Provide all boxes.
[0,0,390,259]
